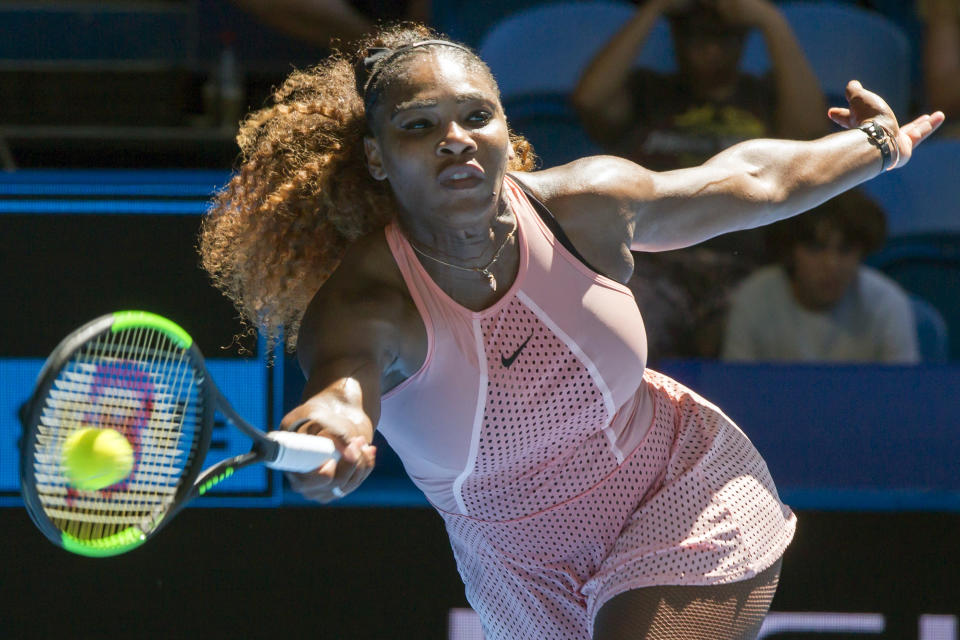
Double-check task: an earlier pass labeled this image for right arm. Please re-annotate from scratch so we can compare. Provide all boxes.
[279,239,423,503]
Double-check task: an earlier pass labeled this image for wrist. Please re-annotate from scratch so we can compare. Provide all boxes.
[859,120,901,171]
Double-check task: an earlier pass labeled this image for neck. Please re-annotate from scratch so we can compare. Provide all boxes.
[399,198,509,263]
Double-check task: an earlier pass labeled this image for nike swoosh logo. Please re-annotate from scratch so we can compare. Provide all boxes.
[500,330,534,369]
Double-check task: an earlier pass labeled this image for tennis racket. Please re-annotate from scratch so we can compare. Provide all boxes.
[19,310,338,558]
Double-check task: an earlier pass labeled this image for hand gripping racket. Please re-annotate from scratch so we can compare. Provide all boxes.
[19,311,339,557]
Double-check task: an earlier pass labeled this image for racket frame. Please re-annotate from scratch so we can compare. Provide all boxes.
[19,312,248,556]
[21,311,332,557]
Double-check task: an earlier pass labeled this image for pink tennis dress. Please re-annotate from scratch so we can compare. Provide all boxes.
[378,175,796,639]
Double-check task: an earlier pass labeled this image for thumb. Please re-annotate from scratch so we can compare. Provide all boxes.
[845,79,864,100]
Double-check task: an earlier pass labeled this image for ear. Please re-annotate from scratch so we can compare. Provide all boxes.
[364,136,388,181]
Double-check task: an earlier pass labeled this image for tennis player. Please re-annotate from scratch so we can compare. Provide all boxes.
[199,24,944,640]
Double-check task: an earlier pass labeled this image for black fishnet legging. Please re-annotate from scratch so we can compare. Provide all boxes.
[593,558,783,640]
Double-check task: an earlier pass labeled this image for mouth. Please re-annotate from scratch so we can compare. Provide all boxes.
[438,162,485,189]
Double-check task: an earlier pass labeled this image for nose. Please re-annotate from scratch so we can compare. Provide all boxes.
[821,248,843,271]
[437,121,477,157]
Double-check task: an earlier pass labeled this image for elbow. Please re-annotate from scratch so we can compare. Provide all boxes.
[721,141,792,209]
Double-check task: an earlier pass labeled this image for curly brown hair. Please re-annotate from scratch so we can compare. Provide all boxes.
[199,23,536,351]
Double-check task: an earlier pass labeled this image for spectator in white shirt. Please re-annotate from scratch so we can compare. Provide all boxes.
[723,190,920,363]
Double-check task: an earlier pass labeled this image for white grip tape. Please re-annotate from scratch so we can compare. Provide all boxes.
[265,431,340,472]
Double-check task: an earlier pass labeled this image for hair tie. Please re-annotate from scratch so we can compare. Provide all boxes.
[361,39,474,98]
[363,47,392,72]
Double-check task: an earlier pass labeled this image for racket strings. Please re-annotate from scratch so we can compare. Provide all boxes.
[33,326,206,543]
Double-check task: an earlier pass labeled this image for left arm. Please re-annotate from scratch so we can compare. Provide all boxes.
[632,80,943,250]
[527,82,943,255]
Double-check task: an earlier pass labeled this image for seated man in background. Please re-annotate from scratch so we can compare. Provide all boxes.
[722,190,920,364]
[574,0,828,361]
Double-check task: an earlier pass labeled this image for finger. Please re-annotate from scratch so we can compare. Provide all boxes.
[290,471,340,503]
[903,112,945,147]
[285,454,338,493]
[286,467,332,494]
[337,442,378,494]
[334,438,368,490]
[827,107,852,128]
[845,79,864,100]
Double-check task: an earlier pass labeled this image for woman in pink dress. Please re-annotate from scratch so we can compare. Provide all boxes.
[199,24,943,640]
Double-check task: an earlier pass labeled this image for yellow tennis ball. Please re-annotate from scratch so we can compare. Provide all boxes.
[62,427,134,491]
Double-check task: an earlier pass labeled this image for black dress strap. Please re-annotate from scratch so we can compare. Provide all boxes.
[508,174,602,276]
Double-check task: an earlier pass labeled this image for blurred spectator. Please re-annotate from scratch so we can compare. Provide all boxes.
[575,0,829,362]
[722,190,920,364]
[921,0,960,133]
[230,0,431,48]
[573,0,826,170]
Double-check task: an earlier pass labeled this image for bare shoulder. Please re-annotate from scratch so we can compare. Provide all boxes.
[511,155,655,213]
[509,156,656,283]
[297,228,426,384]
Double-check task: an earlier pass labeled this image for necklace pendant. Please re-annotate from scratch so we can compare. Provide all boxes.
[481,268,497,291]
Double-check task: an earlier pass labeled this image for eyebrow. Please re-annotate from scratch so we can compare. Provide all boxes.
[391,92,491,118]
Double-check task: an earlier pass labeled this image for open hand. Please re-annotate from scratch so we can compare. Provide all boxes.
[827,80,945,169]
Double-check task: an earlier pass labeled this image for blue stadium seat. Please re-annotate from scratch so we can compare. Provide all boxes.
[740,1,912,116]
[859,140,960,237]
[478,1,669,101]
[504,95,605,167]
[477,2,668,167]
[435,0,561,48]
[867,235,960,359]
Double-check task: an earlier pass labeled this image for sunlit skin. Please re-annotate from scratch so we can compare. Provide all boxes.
[254,35,946,637]
[790,226,862,311]
[278,37,943,509]
[363,52,516,265]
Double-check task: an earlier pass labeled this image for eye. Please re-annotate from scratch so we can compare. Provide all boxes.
[465,110,493,126]
[401,119,432,131]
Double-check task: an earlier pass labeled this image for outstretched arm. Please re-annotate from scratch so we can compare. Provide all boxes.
[278,240,422,503]
[629,82,943,250]
[527,82,943,255]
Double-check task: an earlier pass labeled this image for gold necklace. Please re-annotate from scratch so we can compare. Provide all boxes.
[408,213,517,291]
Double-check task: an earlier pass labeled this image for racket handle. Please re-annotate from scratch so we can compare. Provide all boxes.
[264,431,341,472]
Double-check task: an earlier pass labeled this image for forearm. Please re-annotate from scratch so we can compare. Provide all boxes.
[572,1,669,112]
[636,128,884,250]
[731,127,883,214]
[756,9,828,138]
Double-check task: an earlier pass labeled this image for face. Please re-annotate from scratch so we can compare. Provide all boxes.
[363,51,513,226]
[790,226,862,311]
[675,31,745,93]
